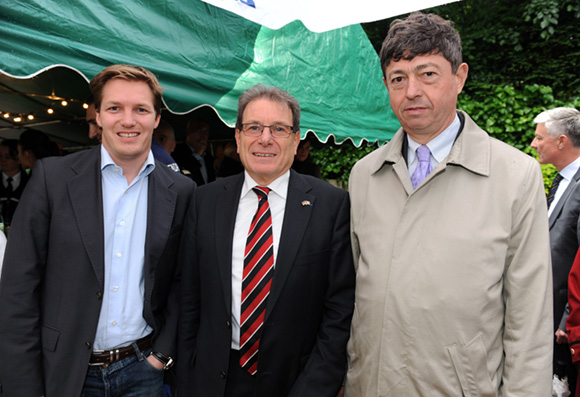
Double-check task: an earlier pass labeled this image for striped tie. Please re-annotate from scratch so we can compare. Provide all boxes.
[547,173,563,208]
[239,186,274,375]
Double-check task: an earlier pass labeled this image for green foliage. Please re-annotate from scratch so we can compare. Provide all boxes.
[309,141,377,185]
[363,0,580,99]
[458,82,580,191]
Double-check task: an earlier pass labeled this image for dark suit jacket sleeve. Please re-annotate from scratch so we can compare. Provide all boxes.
[288,191,355,396]
[177,191,200,390]
[0,161,50,396]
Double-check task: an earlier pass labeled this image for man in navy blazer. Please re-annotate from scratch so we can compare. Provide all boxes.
[177,84,355,396]
[0,65,194,396]
[531,107,580,393]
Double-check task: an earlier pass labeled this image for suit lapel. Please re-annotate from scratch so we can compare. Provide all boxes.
[145,166,177,280]
[549,167,580,228]
[67,147,105,287]
[216,174,244,314]
[265,171,314,322]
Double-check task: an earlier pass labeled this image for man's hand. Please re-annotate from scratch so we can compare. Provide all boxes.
[556,328,568,344]
[147,353,165,370]
[337,386,344,397]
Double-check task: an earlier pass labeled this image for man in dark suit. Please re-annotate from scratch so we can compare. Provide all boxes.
[177,84,355,396]
[0,64,194,396]
[0,139,29,232]
[172,117,215,186]
[531,107,580,393]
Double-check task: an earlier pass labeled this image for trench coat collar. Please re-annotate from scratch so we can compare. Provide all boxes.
[372,110,491,178]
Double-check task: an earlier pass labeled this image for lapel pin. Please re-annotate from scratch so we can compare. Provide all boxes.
[301,200,313,207]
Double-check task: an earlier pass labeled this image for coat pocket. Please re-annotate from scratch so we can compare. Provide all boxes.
[41,324,60,352]
[447,334,497,397]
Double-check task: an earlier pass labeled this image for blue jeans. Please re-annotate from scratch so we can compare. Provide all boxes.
[81,348,164,397]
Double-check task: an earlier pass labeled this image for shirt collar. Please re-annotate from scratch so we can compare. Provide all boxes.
[560,156,580,181]
[100,145,156,177]
[242,170,290,200]
[406,114,461,164]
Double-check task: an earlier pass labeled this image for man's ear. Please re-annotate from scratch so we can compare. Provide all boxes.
[455,63,469,94]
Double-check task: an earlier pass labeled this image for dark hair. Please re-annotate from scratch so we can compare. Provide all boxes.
[89,64,164,116]
[380,12,463,77]
[19,129,59,160]
[0,139,19,159]
[235,84,300,133]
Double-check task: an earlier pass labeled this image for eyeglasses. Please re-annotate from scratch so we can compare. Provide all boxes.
[241,123,294,138]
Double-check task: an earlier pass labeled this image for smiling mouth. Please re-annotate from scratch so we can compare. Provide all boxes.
[118,132,139,138]
[253,153,276,157]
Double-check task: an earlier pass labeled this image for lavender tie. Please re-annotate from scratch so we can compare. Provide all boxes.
[411,145,433,189]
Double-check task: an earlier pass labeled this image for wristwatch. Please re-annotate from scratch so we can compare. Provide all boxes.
[151,351,174,370]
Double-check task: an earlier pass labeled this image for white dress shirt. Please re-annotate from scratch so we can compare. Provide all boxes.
[548,156,580,217]
[230,170,289,349]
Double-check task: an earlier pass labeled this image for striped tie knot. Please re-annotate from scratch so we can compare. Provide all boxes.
[253,186,270,200]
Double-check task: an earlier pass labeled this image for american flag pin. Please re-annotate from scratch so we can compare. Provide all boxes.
[301,200,312,207]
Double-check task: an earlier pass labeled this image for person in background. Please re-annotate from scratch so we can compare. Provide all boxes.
[531,107,580,394]
[0,139,29,232]
[172,117,215,186]
[17,129,60,171]
[291,137,321,178]
[177,84,355,396]
[153,120,177,155]
[217,141,244,178]
[0,64,194,396]
[346,12,552,395]
[86,97,102,142]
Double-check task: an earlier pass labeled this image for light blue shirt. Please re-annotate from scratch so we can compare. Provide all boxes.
[93,146,155,350]
[407,114,461,175]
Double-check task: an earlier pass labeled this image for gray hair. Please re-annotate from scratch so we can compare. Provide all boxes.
[534,107,580,147]
[236,84,300,133]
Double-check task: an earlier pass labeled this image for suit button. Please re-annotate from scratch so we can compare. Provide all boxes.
[226,321,231,329]
[85,342,92,349]
[96,291,103,299]
[220,371,226,379]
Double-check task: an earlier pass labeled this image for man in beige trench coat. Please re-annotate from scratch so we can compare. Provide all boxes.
[345,12,553,396]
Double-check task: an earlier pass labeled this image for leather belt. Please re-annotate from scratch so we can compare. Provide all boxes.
[89,334,152,367]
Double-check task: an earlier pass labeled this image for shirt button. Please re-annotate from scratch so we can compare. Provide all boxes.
[120,220,125,226]
[116,252,122,258]
[113,286,119,292]
[112,321,117,326]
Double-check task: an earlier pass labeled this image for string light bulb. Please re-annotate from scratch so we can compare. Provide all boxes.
[61,100,68,107]
[27,114,34,120]
[13,116,22,122]
[82,103,89,109]
[47,108,54,114]
[3,113,9,119]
